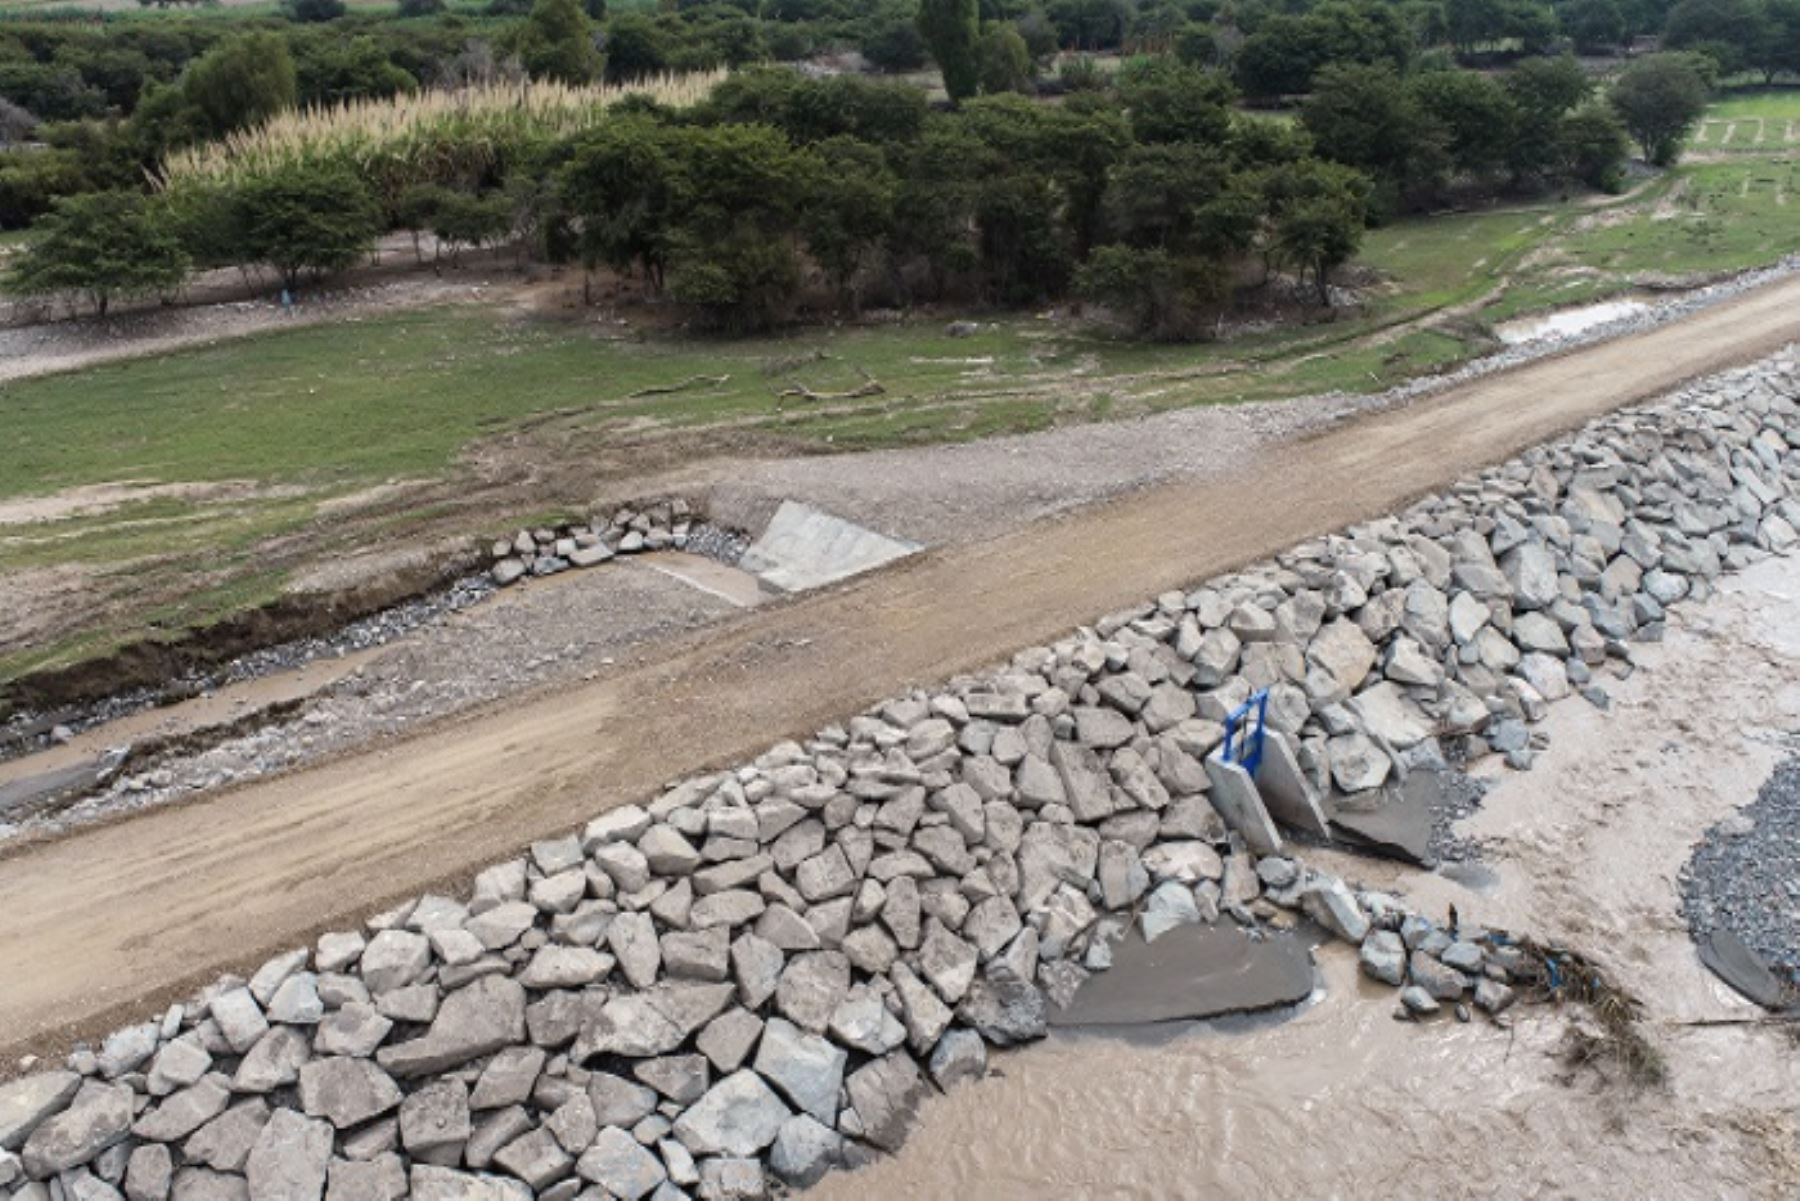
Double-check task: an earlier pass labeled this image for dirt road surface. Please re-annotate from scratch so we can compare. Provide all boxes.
[2,274,1797,1069]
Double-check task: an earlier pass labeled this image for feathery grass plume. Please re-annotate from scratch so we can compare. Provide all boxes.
[156,71,725,204]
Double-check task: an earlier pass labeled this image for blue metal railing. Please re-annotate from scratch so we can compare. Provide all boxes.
[1221,688,1270,776]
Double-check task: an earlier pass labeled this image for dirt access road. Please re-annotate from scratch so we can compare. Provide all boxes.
[2,275,1797,1068]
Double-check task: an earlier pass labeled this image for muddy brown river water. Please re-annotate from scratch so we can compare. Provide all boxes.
[808,555,1800,1200]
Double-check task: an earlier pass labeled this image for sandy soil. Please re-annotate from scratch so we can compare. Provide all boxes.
[0,276,1796,1068]
[804,553,1800,1201]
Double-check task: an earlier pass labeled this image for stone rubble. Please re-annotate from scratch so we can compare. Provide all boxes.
[487,500,730,588]
[8,354,1798,1201]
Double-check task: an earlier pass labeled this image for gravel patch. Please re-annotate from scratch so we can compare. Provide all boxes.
[1680,754,1800,984]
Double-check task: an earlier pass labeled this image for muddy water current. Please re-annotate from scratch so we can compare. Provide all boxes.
[808,555,1800,1200]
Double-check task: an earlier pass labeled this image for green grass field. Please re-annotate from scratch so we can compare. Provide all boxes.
[4,87,1798,692]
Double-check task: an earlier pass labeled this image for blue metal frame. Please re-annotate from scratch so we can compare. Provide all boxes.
[1222,688,1271,776]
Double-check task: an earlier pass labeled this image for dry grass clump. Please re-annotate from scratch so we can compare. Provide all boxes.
[157,71,724,195]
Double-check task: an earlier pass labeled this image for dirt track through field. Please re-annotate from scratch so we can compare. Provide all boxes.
[3,276,1798,1067]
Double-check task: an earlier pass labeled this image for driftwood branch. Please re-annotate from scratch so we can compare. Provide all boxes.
[773,366,884,403]
[630,374,730,398]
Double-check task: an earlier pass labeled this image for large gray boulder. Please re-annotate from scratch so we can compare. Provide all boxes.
[0,1072,80,1152]
[377,977,525,1078]
[670,1070,791,1158]
[245,1110,332,1201]
[21,1081,134,1178]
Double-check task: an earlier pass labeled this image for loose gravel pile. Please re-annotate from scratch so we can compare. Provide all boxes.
[1681,755,1800,984]
[1,355,1796,1201]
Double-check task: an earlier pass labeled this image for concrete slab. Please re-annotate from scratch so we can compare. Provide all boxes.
[1255,731,1331,838]
[637,552,768,608]
[738,501,920,593]
[1204,751,1283,855]
[1330,771,1440,868]
[1050,924,1314,1027]
[1697,928,1791,1011]
[0,758,113,818]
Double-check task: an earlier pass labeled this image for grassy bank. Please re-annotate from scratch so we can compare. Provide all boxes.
[3,88,1796,693]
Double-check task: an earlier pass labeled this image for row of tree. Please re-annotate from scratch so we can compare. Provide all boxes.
[11,51,1670,338]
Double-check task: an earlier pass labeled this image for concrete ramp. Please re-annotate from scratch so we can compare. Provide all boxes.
[739,501,921,593]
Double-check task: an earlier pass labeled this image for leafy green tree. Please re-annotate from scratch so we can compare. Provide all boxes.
[1302,63,1447,210]
[805,136,898,308]
[558,115,683,287]
[1116,56,1235,145]
[293,34,418,106]
[1102,142,1260,256]
[1558,102,1628,189]
[978,23,1033,93]
[1409,68,1518,179]
[1234,17,1317,97]
[1609,53,1707,165]
[1076,243,1232,339]
[9,191,188,316]
[235,162,382,291]
[1562,0,1626,47]
[1445,0,1509,50]
[863,17,929,70]
[1753,0,1800,82]
[1046,0,1133,48]
[665,123,816,329]
[285,0,347,22]
[602,13,668,82]
[1176,23,1219,65]
[918,0,982,102]
[398,0,447,15]
[1503,54,1590,181]
[1662,0,1762,73]
[182,33,297,139]
[521,0,599,83]
[890,117,986,295]
[1260,159,1368,305]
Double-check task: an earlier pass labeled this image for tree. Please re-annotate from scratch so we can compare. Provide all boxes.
[1302,63,1447,210]
[1562,0,1626,49]
[1116,56,1235,145]
[235,163,382,291]
[1558,102,1629,189]
[520,0,599,84]
[1261,159,1369,305]
[285,0,347,22]
[1752,0,1800,82]
[664,123,816,329]
[558,116,684,288]
[1076,244,1232,339]
[918,0,981,103]
[10,191,188,316]
[1102,142,1260,257]
[805,136,898,308]
[1504,54,1590,181]
[1609,53,1707,165]
[397,0,447,15]
[1662,0,1762,73]
[601,13,667,82]
[863,17,929,70]
[1409,68,1518,179]
[978,23,1033,93]
[182,33,297,139]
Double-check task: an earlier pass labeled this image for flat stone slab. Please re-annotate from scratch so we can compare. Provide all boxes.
[1049,924,1314,1027]
[1697,928,1791,1011]
[739,501,920,593]
[1330,770,1441,868]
